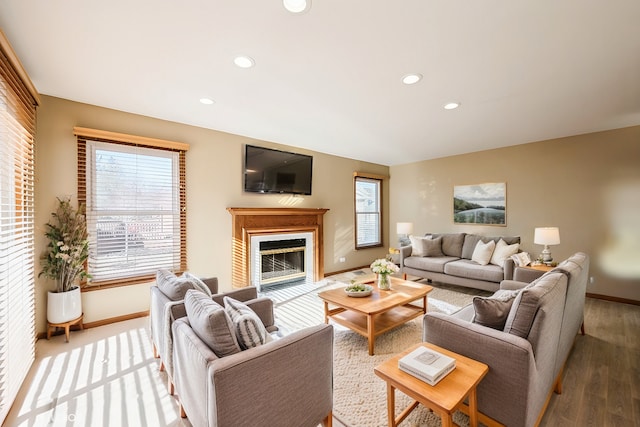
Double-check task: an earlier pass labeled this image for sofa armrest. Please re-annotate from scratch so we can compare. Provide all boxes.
[503,258,516,280]
[499,279,529,291]
[514,266,546,283]
[174,321,333,427]
[201,277,219,294]
[212,286,258,305]
[399,245,412,269]
[245,297,276,331]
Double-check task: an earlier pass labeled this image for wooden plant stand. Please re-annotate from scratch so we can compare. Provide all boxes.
[47,313,84,343]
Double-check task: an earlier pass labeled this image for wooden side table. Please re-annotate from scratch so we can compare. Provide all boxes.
[374,342,493,427]
[523,263,554,273]
[47,313,84,343]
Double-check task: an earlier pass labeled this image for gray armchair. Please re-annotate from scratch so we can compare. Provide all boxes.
[173,318,334,427]
[150,276,276,395]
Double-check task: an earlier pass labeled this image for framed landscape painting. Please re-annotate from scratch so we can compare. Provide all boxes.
[453,182,506,226]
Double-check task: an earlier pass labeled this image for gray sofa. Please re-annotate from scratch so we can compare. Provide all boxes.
[149,271,277,395]
[423,252,589,427]
[400,233,520,292]
[172,301,334,427]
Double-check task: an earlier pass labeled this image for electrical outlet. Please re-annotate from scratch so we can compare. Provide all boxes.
[339,257,346,263]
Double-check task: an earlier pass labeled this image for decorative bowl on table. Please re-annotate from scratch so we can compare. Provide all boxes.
[344,284,373,297]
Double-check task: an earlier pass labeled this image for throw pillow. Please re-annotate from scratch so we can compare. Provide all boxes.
[409,235,430,257]
[182,272,213,297]
[156,269,197,301]
[471,240,496,266]
[472,289,519,330]
[184,290,241,358]
[511,252,532,267]
[224,296,271,350]
[422,236,444,257]
[490,239,520,266]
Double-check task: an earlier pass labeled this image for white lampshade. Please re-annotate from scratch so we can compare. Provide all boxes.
[534,227,560,246]
[396,222,414,235]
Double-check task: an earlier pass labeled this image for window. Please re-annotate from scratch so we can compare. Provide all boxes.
[354,174,383,249]
[0,32,39,425]
[76,128,189,286]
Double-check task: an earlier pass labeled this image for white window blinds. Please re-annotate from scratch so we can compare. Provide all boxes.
[0,31,39,425]
[354,175,383,249]
[76,130,188,286]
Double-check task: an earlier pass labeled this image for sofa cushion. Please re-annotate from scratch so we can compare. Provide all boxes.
[490,239,520,267]
[405,255,459,273]
[444,259,504,282]
[224,296,271,350]
[156,269,202,301]
[461,235,521,260]
[429,233,465,258]
[471,240,496,265]
[472,289,519,330]
[184,290,241,357]
[503,273,562,338]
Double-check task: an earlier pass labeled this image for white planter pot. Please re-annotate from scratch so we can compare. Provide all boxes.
[47,286,82,324]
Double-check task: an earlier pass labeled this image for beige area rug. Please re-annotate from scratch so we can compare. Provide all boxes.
[262,271,491,427]
[331,277,490,427]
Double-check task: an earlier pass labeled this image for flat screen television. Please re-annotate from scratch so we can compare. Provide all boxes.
[244,145,313,195]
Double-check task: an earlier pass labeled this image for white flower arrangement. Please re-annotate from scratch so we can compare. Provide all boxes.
[370,258,399,275]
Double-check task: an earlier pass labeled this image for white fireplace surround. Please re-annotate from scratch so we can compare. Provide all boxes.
[250,232,314,290]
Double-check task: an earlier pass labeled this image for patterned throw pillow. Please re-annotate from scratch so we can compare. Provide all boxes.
[223,296,270,350]
[184,290,241,357]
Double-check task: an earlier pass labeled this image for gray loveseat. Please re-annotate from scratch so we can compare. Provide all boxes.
[400,233,520,292]
[423,252,589,427]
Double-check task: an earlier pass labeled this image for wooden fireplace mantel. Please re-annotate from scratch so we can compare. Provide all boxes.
[227,207,330,288]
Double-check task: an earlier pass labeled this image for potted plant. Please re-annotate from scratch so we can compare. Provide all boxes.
[39,197,91,324]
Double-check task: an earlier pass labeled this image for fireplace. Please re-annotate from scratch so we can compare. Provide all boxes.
[227,207,329,288]
[251,233,314,289]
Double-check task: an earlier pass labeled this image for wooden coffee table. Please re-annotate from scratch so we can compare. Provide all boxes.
[374,342,490,427]
[318,276,432,355]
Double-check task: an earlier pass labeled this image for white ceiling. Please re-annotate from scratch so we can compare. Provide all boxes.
[2,1,639,166]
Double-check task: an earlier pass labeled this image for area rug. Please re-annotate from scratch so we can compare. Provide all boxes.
[331,280,490,427]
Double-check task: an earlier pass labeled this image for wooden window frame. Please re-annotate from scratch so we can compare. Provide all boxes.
[75,127,189,290]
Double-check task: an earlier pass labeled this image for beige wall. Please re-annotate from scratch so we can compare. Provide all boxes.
[389,126,640,302]
[35,95,389,334]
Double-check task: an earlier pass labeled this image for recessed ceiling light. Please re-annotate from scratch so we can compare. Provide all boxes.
[402,73,422,85]
[234,55,255,68]
[444,102,460,110]
[283,0,311,13]
[199,98,215,105]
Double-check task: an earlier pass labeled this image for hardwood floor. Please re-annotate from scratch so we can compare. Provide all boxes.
[540,297,640,427]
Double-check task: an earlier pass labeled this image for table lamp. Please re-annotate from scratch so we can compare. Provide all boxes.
[534,227,560,264]
[396,222,413,246]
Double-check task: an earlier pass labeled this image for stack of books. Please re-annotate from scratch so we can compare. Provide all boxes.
[398,346,456,386]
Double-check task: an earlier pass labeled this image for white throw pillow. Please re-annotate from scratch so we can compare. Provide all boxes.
[490,239,520,266]
[224,296,271,350]
[471,240,496,266]
[409,235,430,257]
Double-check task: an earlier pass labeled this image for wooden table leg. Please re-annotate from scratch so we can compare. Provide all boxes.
[323,301,329,324]
[468,387,479,427]
[422,295,427,314]
[441,414,453,427]
[367,314,375,355]
[387,383,396,427]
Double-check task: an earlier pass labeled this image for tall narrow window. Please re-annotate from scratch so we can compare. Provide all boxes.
[0,31,39,425]
[354,174,383,249]
[76,128,188,286]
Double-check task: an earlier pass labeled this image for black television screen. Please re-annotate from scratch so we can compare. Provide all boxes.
[244,145,313,195]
